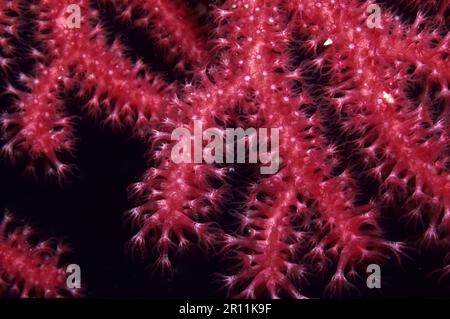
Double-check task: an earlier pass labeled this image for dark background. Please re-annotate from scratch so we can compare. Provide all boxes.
[0,0,449,298]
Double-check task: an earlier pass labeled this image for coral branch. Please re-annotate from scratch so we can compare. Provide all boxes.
[0,210,78,298]
[0,0,20,63]
[115,0,209,70]
[128,159,227,272]
[1,0,172,176]
[2,61,75,177]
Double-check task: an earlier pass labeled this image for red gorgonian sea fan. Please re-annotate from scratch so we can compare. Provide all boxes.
[0,210,78,298]
[0,0,448,298]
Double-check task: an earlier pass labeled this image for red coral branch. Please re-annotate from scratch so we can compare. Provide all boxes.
[0,210,78,298]
[212,0,396,298]
[1,0,448,298]
[290,0,449,249]
[114,0,209,70]
[1,0,171,177]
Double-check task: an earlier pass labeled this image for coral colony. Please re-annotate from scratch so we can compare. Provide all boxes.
[0,0,448,298]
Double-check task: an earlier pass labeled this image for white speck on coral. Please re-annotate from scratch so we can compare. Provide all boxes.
[382,91,395,104]
[324,38,333,46]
